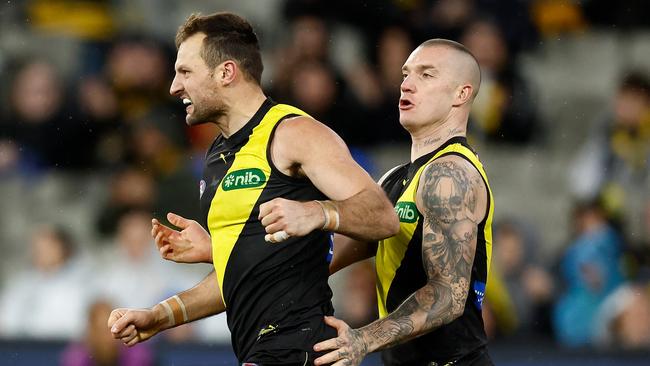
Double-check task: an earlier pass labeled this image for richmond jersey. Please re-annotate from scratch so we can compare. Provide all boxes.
[376,137,494,365]
[199,99,336,363]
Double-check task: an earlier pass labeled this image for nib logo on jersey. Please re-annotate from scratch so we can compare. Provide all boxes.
[395,202,419,223]
[222,168,266,191]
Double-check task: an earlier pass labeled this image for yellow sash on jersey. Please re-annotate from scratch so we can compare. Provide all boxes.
[207,104,309,306]
[376,143,494,318]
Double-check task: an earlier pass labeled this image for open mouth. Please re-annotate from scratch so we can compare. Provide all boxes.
[183,98,193,113]
[399,99,414,110]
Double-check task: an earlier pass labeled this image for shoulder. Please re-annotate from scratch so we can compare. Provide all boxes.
[268,115,352,176]
[272,116,348,157]
[416,154,487,223]
[274,115,342,141]
[421,154,484,182]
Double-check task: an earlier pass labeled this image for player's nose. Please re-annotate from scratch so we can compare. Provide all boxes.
[400,75,415,93]
[170,74,183,96]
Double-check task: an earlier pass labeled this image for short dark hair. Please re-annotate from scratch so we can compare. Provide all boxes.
[176,12,263,84]
[420,39,473,55]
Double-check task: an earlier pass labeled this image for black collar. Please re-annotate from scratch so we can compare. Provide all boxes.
[221,98,276,149]
[408,136,470,176]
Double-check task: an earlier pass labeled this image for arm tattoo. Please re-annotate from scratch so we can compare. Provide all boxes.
[339,327,370,365]
[360,159,481,351]
[419,160,479,325]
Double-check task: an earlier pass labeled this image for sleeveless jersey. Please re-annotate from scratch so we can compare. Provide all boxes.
[376,137,494,365]
[199,99,335,363]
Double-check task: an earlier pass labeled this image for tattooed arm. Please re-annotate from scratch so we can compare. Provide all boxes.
[360,156,487,349]
[314,156,487,365]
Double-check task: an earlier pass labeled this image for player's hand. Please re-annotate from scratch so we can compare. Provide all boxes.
[313,316,368,366]
[151,212,212,263]
[258,198,324,243]
[108,308,162,347]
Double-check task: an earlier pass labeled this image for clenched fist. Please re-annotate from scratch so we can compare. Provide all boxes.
[258,198,325,243]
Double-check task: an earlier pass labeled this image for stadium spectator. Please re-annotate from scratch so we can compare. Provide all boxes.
[104,36,175,123]
[75,75,126,170]
[569,71,650,236]
[593,283,650,349]
[553,200,626,347]
[461,18,540,144]
[490,219,554,338]
[364,25,413,145]
[95,207,197,309]
[0,225,92,339]
[1,60,79,171]
[60,299,153,366]
[95,167,155,237]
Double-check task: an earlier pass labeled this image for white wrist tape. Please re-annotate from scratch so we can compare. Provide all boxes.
[316,200,340,232]
[161,295,189,327]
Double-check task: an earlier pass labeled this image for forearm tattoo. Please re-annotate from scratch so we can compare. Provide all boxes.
[362,160,481,351]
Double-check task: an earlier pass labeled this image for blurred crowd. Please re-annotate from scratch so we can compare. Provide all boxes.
[1,0,650,363]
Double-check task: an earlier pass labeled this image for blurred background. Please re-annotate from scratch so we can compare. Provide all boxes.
[0,0,649,365]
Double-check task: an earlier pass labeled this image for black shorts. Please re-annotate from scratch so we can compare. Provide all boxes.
[453,346,493,366]
[383,346,493,366]
[242,350,327,366]
[241,317,337,366]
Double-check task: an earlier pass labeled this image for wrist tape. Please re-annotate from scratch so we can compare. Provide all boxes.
[160,295,188,327]
[316,200,340,232]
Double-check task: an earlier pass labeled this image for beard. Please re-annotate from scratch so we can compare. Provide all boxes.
[186,100,226,126]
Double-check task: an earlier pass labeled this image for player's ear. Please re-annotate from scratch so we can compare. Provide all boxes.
[453,84,473,107]
[216,60,237,85]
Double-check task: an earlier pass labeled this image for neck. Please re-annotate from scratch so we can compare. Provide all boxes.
[216,84,267,138]
[408,105,471,161]
[409,119,466,162]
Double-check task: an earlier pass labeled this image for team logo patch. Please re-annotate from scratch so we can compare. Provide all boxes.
[395,202,419,223]
[472,281,486,310]
[222,168,266,191]
[326,232,334,263]
[199,179,206,198]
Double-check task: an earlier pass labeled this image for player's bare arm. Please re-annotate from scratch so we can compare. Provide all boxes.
[329,235,377,275]
[330,165,399,275]
[313,156,487,366]
[329,164,401,274]
[259,116,399,242]
[108,270,225,346]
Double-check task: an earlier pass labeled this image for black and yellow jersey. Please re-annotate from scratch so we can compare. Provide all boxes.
[199,98,336,363]
[376,137,494,365]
